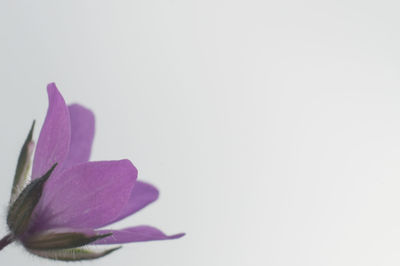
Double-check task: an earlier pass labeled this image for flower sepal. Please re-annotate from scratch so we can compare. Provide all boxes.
[23,229,112,250]
[10,121,35,204]
[28,246,121,261]
[7,163,57,236]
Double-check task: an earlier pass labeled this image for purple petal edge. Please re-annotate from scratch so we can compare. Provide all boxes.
[104,181,159,226]
[62,104,95,170]
[32,83,70,179]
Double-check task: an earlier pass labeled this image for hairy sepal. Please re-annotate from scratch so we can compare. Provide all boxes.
[24,231,112,250]
[7,163,57,236]
[28,246,121,261]
[10,121,35,204]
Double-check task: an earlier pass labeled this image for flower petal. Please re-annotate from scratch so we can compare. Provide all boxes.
[28,246,121,261]
[34,160,137,230]
[62,104,95,170]
[32,83,70,179]
[93,226,185,245]
[105,181,159,226]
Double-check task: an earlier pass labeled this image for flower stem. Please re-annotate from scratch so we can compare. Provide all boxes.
[0,234,14,251]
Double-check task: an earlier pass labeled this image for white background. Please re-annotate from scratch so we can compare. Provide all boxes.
[1,1,400,265]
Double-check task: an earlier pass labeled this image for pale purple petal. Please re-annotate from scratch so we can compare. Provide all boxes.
[93,226,185,245]
[62,104,95,170]
[33,160,137,230]
[32,83,70,179]
[104,181,159,226]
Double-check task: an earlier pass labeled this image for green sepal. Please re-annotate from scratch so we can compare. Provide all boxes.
[24,231,112,250]
[28,246,121,261]
[10,121,35,204]
[7,163,57,236]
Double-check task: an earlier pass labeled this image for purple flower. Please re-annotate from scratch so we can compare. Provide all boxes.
[0,83,184,261]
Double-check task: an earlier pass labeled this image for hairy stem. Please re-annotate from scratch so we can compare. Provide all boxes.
[0,234,14,251]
